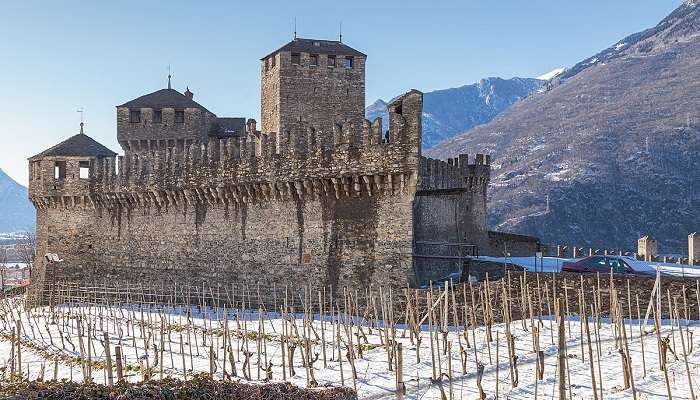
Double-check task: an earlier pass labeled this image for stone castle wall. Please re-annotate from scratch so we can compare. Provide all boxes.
[30,91,424,293]
[411,154,491,282]
[30,72,502,296]
[34,189,414,292]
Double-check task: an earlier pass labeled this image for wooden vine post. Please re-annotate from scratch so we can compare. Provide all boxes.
[103,332,114,385]
[114,345,124,382]
[557,298,566,400]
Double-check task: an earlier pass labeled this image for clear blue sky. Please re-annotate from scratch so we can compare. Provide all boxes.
[0,0,681,185]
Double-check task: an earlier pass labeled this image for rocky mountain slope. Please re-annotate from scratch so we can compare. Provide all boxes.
[366,77,543,149]
[428,0,700,253]
[0,169,34,233]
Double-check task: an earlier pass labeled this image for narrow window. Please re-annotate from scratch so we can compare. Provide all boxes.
[54,161,66,180]
[271,55,276,67]
[264,58,269,72]
[174,110,185,123]
[327,55,336,68]
[310,54,318,67]
[291,52,300,65]
[129,109,141,123]
[153,109,162,123]
[344,56,354,69]
[79,160,90,179]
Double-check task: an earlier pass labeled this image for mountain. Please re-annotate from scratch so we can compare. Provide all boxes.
[366,77,544,149]
[0,169,35,233]
[428,0,700,253]
[536,67,566,81]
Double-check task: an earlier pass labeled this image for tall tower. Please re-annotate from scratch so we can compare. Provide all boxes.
[260,38,366,141]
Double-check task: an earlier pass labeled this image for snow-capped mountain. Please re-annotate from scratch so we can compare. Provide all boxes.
[366,77,544,149]
[428,0,700,253]
[556,0,700,84]
[536,67,566,81]
[0,169,34,234]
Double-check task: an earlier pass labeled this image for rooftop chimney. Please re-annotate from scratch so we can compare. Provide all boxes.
[184,86,193,100]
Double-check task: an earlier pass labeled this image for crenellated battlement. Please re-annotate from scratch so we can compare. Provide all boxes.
[29,90,423,211]
[418,153,491,191]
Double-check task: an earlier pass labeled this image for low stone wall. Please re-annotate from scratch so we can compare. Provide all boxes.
[487,230,540,257]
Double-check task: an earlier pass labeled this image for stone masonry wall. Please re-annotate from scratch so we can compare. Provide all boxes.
[34,190,414,293]
[30,91,423,294]
[415,154,491,248]
[261,50,365,147]
[487,230,540,257]
[116,107,217,153]
[261,53,281,134]
[411,154,491,284]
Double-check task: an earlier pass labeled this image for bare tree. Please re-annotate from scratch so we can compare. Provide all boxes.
[16,230,36,280]
[0,246,7,290]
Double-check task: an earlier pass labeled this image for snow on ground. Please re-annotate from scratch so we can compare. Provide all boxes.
[544,168,571,182]
[1,299,699,399]
[0,233,28,240]
[477,255,700,278]
[536,67,566,81]
[477,256,571,273]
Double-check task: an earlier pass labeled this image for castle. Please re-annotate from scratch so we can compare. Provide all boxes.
[28,38,530,293]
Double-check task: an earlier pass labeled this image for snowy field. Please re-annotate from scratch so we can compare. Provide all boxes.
[1,295,699,399]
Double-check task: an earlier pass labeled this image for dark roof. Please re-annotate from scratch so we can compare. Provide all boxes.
[261,38,366,60]
[118,88,211,113]
[30,133,117,160]
[209,117,246,138]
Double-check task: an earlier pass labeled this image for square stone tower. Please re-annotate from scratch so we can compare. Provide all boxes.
[637,235,657,261]
[690,232,699,265]
[260,38,366,141]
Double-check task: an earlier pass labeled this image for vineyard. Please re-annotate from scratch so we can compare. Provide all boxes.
[0,272,699,399]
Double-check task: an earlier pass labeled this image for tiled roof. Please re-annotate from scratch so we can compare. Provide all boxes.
[118,88,211,113]
[261,38,366,60]
[30,133,117,160]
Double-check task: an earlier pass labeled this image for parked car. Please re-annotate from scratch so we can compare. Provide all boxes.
[562,255,659,277]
